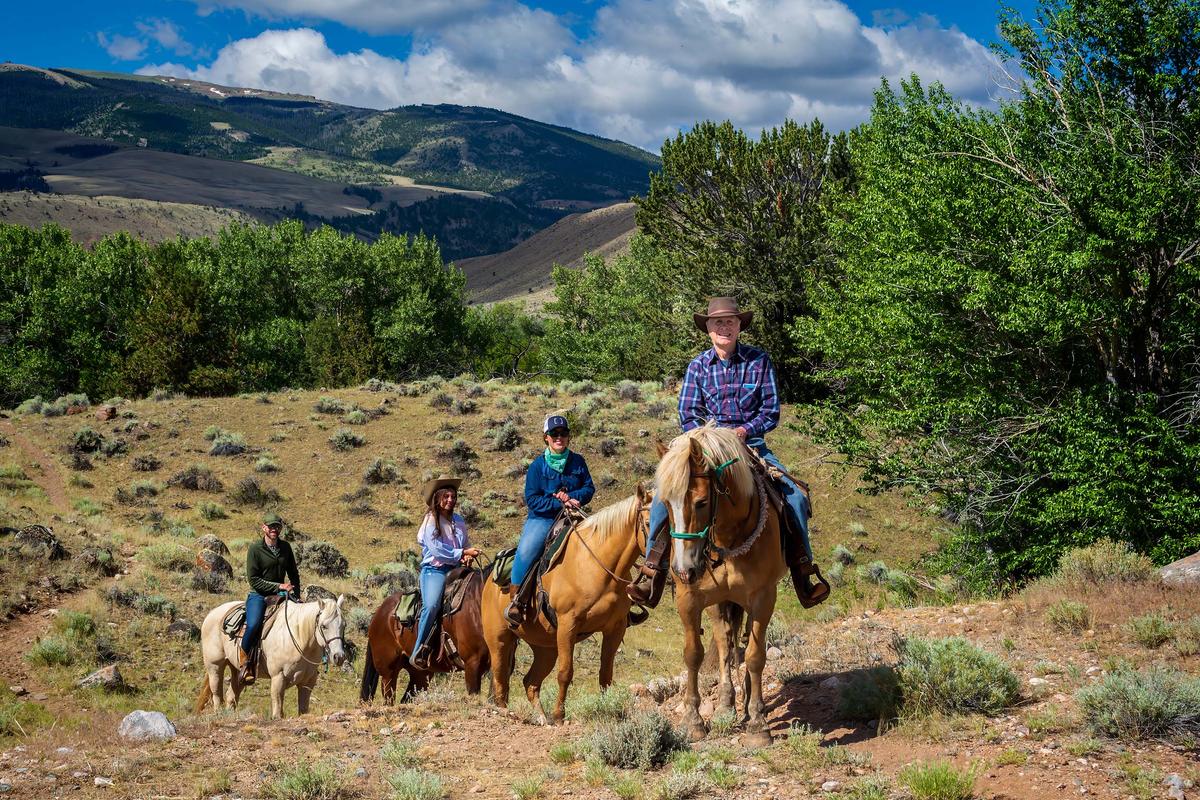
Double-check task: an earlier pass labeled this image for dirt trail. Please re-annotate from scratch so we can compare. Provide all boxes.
[1,419,70,514]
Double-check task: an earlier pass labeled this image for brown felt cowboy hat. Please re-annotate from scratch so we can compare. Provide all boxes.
[421,476,463,508]
[693,296,753,333]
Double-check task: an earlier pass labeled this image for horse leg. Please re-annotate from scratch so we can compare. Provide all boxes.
[464,653,485,695]
[381,668,398,706]
[489,631,518,709]
[401,667,429,703]
[228,665,244,711]
[297,683,313,715]
[678,596,708,742]
[552,620,578,724]
[598,619,628,690]
[270,674,286,720]
[742,592,778,747]
[204,663,223,712]
[523,644,557,726]
[708,603,739,718]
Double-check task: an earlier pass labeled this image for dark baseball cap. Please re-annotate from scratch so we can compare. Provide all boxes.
[543,415,569,433]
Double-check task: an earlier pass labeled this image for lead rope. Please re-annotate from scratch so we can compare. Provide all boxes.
[281,597,327,668]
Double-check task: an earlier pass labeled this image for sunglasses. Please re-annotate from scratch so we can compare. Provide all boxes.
[547,429,570,438]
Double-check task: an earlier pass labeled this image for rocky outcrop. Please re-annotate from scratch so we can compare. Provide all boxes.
[1160,551,1200,586]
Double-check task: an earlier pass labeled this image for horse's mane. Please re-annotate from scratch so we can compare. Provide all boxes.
[655,423,754,502]
[582,493,641,541]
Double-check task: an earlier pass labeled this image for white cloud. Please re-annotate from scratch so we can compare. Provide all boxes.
[194,0,492,33]
[136,19,196,57]
[140,0,1008,151]
[98,32,148,61]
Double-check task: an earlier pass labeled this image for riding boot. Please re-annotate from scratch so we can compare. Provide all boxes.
[238,646,257,685]
[781,511,830,608]
[504,580,533,627]
[410,643,433,671]
[627,530,670,608]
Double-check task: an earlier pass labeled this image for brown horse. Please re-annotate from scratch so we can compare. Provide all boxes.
[359,568,489,704]
[655,424,787,746]
[480,485,650,724]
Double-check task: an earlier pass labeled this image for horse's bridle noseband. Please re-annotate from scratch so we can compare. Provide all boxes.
[668,453,769,566]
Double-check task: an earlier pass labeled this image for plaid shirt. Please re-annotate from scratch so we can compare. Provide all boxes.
[677,343,780,438]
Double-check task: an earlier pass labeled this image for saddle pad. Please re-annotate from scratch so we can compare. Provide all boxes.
[222,596,284,641]
[392,567,479,627]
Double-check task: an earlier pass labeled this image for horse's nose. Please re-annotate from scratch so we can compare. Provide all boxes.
[673,566,699,585]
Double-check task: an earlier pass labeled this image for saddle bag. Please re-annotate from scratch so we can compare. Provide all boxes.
[491,547,517,588]
[223,606,246,639]
[393,589,420,627]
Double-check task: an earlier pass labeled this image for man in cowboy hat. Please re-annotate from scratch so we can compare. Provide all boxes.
[628,296,828,608]
[240,511,301,684]
[412,476,479,669]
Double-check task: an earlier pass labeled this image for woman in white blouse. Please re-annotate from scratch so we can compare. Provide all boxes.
[412,476,480,669]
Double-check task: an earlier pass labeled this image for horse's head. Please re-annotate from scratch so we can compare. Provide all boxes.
[317,595,347,667]
[655,425,753,585]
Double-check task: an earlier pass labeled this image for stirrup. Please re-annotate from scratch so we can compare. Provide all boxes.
[627,564,667,608]
[410,643,432,671]
[792,562,831,609]
[238,648,257,684]
[504,598,527,627]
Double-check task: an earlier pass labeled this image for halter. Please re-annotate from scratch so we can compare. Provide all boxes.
[282,596,344,670]
[669,457,740,542]
[668,453,769,565]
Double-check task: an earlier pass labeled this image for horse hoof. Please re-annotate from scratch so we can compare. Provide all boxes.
[743,729,772,748]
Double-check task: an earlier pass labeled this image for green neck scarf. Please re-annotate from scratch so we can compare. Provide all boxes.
[544,448,569,473]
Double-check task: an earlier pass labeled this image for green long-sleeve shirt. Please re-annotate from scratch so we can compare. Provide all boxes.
[246,538,301,597]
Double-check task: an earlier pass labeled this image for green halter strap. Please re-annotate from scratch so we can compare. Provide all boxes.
[669,456,740,540]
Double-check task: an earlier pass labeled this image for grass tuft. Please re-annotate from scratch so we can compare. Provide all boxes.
[386,768,446,800]
[262,760,350,800]
[1045,600,1090,633]
[1126,613,1175,649]
[897,760,978,800]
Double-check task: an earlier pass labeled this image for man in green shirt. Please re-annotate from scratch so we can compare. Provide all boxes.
[239,512,301,684]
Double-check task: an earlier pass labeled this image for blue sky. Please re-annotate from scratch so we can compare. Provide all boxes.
[1,0,1038,150]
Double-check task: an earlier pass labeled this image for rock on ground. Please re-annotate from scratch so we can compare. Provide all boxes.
[196,534,229,556]
[166,620,201,641]
[76,665,127,692]
[1160,551,1200,586]
[117,711,176,742]
[194,549,233,577]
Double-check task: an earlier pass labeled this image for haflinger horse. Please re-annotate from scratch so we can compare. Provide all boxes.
[196,595,347,719]
[359,567,490,704]
[481,484,650,725]
[656,423,787,746]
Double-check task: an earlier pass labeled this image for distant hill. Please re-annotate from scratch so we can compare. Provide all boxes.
[0,63,658,260]
[459,202,637,306]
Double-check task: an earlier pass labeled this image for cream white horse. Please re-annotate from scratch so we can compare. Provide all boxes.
[196,596,347,719]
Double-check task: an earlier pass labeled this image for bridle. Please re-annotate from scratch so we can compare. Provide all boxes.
[281,596,344,669]
[668,454,769,567]
[560,494,650,587]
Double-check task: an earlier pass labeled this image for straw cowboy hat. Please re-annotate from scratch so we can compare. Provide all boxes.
[693,296,753,333]
[421,476,463,507]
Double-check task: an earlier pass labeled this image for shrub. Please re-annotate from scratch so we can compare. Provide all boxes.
[313,396,349,414]
[329,428,365,451]
[438,439,478,474]
[209,432,247,456]
[100,438,127,457]
[134,594,176,619]
[483,421,522,452]
[549,742,576,765]
[131,454,161,472]
[599,437,624,457]
[652,771,709,800]
[347,607,373,634]
[255,456,280,473]
[896,636,1020,717]
[295,541,349,578]
[897,760,977,800]
[363,458,400,485]
[1126,613,1174,649]
[832,544,855,565]
[450,398,478,415]
[428,392,453,409]
[588,711,689,769]
[54,611,96,639]
[380,737,422,768]
[838,666,902,721]
[16,396,44,415]
[198,501,227,522]
[139,542,193,572]
[230,476,282,507]
[511,775,544,800]
[1175,617,1200,657]
[262,760,349,800]
[168,464,223,492]
[859,560,889,584]
[568,687,631,722]
[388,512,414,528]
[386,768,445,800]
[72,427,104,453]
[1054,539,1156,587]
[615,380,642,402]
[1077,667,1200,740]
[1046,600,1091,633]
[26,636,74,667]
[343,410,368,425]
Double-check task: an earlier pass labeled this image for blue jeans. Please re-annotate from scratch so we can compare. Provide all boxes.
[241,592,266,654]
[512,515,556,586]
[416,564,452,648]
[645,438,812,560]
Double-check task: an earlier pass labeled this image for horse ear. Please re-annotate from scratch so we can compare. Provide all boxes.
[654,438,668,458]
[635,482,649,504]
[336,594,344,609]
[688,437,706,466]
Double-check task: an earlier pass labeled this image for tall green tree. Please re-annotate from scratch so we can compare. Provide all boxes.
[636,119,854,397]
[805,0,1200,575]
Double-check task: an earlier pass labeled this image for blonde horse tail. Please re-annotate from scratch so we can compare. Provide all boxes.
[195,674,213,714]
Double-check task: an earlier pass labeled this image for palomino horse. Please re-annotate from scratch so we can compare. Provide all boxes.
[359,567,490,704]
[656,424,787,746]
[196,596,347,719]
[481,485,650,724]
